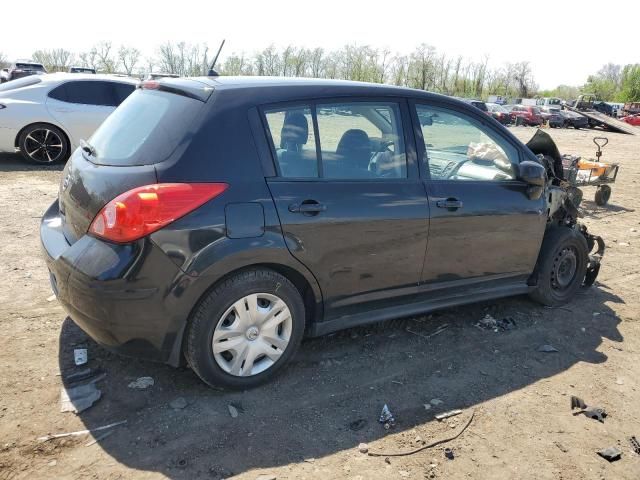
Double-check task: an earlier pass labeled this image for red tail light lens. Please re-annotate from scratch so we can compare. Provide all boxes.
[89,183,228,243]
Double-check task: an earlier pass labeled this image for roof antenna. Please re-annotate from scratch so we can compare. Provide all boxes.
[207,39,225,77]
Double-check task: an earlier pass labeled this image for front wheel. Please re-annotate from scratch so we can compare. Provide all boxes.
[529,227,589,306]
[18,123,70,164]
[184,269,306,389]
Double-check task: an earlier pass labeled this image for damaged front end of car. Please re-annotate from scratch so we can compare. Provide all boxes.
[526,130,605,286]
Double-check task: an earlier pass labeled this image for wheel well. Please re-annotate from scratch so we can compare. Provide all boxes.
[15,122,71,150]
[174,262,320,367]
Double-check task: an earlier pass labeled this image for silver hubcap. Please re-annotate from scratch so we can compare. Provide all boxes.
[212,293,292,377]
[24,129,64,163]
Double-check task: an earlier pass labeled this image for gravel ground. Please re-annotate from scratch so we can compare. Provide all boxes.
[0,126,638,479]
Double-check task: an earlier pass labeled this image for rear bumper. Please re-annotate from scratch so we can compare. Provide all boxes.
[41,200,187,364]
[0,126,18,153]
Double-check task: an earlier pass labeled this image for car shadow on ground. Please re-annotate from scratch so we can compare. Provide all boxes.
[0,153,64,172]
[58,284,623,479]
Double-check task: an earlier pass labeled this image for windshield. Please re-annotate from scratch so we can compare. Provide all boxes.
[88,88,205,166]
[0,76,43,92]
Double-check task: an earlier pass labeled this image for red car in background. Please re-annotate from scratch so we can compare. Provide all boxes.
[621,114,640,126]
[505,105,543,126]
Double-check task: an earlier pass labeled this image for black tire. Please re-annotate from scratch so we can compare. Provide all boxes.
[529,227,589,306]
[184,268,305,389]
[594,185,611,206]
[18,123,70,164]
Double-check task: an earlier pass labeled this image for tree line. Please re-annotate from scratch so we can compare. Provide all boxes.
[1,43,639,102]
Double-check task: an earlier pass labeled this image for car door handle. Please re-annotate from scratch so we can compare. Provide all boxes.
[436,198,463,210]
[53,108,71,113]
[288,202,327,214]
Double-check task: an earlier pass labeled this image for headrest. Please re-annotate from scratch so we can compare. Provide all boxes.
[336,129,370,155]
[280,112,309,148]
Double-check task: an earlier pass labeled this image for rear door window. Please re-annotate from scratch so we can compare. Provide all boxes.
[87,89,205,166]
[49,81,117,106]
[112,83,136,105]
[262,101,407,180]
[264,106,318,178]
[316,102,406,179]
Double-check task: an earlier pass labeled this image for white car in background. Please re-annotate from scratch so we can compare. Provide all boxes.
[0,73,138,164]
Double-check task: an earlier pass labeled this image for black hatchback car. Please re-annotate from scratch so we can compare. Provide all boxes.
[41,77,603,389]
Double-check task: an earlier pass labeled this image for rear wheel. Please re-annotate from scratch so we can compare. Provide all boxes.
[185,268,305,389]
[529,227,589,306]
[18,123,69,164]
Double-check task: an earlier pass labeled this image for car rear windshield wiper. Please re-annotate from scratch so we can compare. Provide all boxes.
[80,139,97,157]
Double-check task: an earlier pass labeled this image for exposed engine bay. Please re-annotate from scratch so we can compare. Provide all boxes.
[526,130,605,286]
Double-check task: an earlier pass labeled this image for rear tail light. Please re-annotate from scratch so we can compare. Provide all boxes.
[89,183,228,243]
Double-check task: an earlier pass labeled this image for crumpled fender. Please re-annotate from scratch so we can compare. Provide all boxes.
[526,129,564,180]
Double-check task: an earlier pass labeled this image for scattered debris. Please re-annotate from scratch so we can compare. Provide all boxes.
[85,429,114,446]
[47,294,56,302]
[571,396,607,422]
[254,474,276,480]
[38,420,127,442]
[60,383,102,413]
[554,442,568,453]
[430,399,443,406]
[170,397,188,410]
[228,404,239,418]
[444,447,454,460]
[435,410,463,421]
[423,404,432,411]
[47,460,57,467]
[597,447,622,462]
[128,377,154,389]
[74,348,88,366]
[538,344,559,353]
[629,436,640,455]
[391,380,403,386]
[406,323,449,340]
[368,411,475,457]
[379,404,395,429]
[616,378,624,385]
[349,419,367,431]
[475,314,516,332]
[358,443,369,454]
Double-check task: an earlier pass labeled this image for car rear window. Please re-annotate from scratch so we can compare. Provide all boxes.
[16,63,45,71]
[87,89,204,166]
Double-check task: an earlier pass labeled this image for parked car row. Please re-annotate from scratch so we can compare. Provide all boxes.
[463,98,591,130]
[1,60,98,83]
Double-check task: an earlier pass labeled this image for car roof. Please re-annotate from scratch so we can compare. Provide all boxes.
[158,75,460,105]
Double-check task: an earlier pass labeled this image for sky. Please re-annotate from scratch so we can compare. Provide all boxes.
[2,0,638,89]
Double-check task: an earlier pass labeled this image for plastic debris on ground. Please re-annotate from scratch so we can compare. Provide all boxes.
[475,314,516,332]
[379,404,395,429]
[430,398,443,406]
[435,409,463,421]
[60,383,102,413]
[228,404,239,418]
[444,447,454,460]
[74,348,88,366]
[597,447,622,462]
[629,436,640,455]
[570,395,607,423]
[358,443,369,454]
[538,344,559,353]
[128,377,154,389]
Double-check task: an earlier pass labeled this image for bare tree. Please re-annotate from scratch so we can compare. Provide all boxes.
[32,49,74,72]
[95,41,117,73]
[119,46,141,76]
[79,49,99,70]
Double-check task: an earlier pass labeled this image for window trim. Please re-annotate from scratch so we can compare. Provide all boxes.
[259,96,418,182]
[409,98,524,183]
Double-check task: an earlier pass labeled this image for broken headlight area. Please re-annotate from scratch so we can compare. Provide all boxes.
[526,129,605,286]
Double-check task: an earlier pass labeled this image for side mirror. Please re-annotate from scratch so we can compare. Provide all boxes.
[518,160,546,186]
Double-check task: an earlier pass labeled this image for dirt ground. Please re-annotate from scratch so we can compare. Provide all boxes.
[0,126,638,480]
